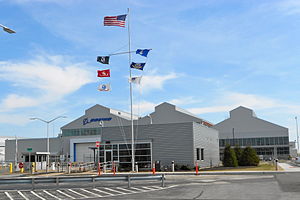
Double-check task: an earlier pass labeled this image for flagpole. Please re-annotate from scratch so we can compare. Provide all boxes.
[127,8,135,172]
[109,49,152,56]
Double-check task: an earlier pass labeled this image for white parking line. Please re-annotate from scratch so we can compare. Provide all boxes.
[4,192,13,200]
[116,187,138,193]
[43,190,61,200]
[130,187,147,192]
[17,191,29,200]
[149,186,162,189]
[93,188,115,196]
[68,189,89,198]
[80,189,103,197]
[143,186,158,190]
[56,190,76,199]
[104,187,126,194]
[31,191,46,200]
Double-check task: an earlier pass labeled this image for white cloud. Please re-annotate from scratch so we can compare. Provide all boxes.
[132,97,200,116]
[0,113,29,125]
[138,71,178,93]
[169,97,201,105]
[187,92,300,115]
[276,0,300,15]
[10,0,68,5]
[1,94,39,110]
[0,55,95,111]
[132,101,156,116]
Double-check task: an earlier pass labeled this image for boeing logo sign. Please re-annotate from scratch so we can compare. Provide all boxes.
[83,117,112,125]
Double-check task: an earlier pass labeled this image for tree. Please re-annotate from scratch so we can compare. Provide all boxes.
[234,145,243,165]
[223,144,238,167]
[239,146,259,166]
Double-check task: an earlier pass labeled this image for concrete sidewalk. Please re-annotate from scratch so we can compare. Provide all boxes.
[278,162,300,171]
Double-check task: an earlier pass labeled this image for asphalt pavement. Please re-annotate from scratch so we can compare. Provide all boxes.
[0,174,299,199]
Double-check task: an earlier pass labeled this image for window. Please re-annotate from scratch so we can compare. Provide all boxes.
[196,148,200,160]
[201,148,204,161]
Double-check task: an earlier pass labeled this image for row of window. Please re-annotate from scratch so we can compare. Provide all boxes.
[196,148,204,161]
[219,137,289,147]
[62,128,101,136]
[94,142,152,169]
[255,147,289,155]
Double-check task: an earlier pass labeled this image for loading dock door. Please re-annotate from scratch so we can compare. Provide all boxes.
[75,142,94,162]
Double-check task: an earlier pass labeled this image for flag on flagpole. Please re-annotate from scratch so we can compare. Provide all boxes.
[97,56,110,64]
[97,69,110,77]
[129,76,142,84]
[130,62,146,71]
[98,84,111,91]
[104,15,127,27]
[136,49,150,57]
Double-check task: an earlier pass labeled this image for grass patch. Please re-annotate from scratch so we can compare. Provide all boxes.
[202,162,282,171]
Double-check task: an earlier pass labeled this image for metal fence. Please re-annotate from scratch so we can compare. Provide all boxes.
[0,174,165,190]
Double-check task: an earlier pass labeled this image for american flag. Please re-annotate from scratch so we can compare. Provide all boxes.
[104,14,127,27]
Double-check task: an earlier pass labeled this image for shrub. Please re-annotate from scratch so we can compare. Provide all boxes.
[223,144,238,167]
[239,146,259,166]
[234,145,243,165]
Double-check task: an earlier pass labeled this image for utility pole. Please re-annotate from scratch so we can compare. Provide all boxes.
[295,117,299,153]
[232,128,235,146]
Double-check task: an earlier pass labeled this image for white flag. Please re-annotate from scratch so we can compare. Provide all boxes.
[129,76,142,84]
[98,83,111,91]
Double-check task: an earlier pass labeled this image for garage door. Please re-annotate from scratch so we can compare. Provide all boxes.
[75,142,94,162]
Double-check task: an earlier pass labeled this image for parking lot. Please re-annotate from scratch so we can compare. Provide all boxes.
[1,173,300,199]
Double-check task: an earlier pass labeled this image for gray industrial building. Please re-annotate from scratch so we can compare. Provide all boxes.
[5,102,220,170]
[213,106,290,160]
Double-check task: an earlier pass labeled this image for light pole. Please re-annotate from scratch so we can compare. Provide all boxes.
[30,116,67,173]
[99,121,103,166]
[147,114,153,124]
[295,117,299,153]
[0,24,16,34]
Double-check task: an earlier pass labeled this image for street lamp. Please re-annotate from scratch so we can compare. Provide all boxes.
[0,24,16,34]
[30,116,67,173]
[147,114,153,124]
[295,117,299,153]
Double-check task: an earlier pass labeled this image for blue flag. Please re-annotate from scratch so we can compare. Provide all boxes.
[130,62,145,70]
[136,49,150,57]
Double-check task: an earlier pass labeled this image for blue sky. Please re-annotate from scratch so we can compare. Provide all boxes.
[1,0,300,141]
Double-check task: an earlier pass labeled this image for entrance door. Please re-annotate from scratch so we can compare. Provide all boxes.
[104,150,112,169]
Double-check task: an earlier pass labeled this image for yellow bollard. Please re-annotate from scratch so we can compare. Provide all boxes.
[21,167,24,173]
[31,162,35,174]
[9,163,13,173]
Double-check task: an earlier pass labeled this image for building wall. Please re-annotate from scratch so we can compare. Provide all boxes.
[69,122,196,167]
[214,107,288,139]
[213,106,290,159]
[193,123,220,167]
[6,122,220,169]
[0,137,17,162]
[5,137,64,162]
[61,104,133,130]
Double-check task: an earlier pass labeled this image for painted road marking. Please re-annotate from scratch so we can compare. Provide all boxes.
[131,187,147,192]
[0,185,178,200]
[116,187,138,193]
[43,190,61,200]
[56,190,76,199]
[30,191,46,200]
[80,189,103,197]
[68,189,89,198]
[4,192,13,200]
[104,187,126,194]
[17,191,29,200]
[93,188,115,196]
[142,186,157,190]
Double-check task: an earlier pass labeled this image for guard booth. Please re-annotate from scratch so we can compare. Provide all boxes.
[21,152,50,170]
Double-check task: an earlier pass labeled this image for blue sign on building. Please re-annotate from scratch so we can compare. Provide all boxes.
[83,117,112,125]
